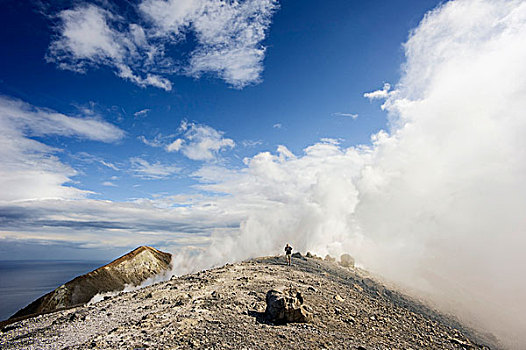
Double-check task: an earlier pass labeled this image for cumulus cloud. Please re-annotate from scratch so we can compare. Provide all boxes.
[47,4,172,91]
[138,0,205,34]
[130,157,179,180]
[184,0,277,87]
[172,139,364,272]
[47,0,278,89]
[0,96,124,201]
[363,82,391,101]
[165,138,184,152]
[165,121,235,161]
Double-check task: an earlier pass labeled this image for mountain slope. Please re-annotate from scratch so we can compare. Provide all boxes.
[9,246,172,319]
[1,254,497,349]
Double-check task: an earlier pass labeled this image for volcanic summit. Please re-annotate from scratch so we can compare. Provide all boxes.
[9,246,172,320]
[1,251,497,349]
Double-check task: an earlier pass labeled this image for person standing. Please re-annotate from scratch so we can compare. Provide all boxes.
[284,244,293,266]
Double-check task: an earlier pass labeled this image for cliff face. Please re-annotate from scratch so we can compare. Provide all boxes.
[10,246,172,319]
[1,254,498,350]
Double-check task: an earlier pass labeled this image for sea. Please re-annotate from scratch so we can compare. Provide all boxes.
[0,260,105,321]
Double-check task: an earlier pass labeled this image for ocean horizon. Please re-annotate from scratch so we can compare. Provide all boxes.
[0,260,106,321]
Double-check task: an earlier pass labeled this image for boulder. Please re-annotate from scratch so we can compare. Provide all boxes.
[339,254,355,268]
[324,254,335,262]
[265,287,313,324]
[305,252,322,260]
[291,252,302,259]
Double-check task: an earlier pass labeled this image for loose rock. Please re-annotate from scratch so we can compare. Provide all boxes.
[339,254,355,268]
[265,287,313,324]
[324,254,336,262]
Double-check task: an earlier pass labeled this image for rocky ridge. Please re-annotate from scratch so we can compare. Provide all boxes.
[1,254,498,349]
[10,246,172,320]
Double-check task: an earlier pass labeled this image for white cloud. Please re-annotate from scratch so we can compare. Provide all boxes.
[73,152,120,171]
[363,82,391,101]
[276,145,295,160]
[272,123,282,129]
[166,138,184,152]
[130,157,179,180]
[49,5,123,70]
[116,64,173,91]
[47,0,278,89]
[102,181,117,187]
[185,1,268,87]
[0,196,240,259]
[139,0,204,34]
[332,112,358,119]
[0,96,124,201]
[138,134,167,148]
[141,0,278,88]
[0,96,125,142]
[47,4,172,91]
[241,139,263,147]
[166,121,235,161]
[319,138,341,145]
[100,160,119,171]
[134,109,150,118]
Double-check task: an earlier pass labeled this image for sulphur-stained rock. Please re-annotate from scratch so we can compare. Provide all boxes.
[334,294,345,302]
[339,254,355,268]
[10,246,172,319]
[265,287,313,324]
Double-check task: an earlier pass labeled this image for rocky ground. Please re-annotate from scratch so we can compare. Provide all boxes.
[0,255,499,349]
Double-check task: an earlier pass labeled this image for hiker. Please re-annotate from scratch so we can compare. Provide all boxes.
[284,244,293,266]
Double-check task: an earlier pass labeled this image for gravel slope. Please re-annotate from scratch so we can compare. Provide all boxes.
[0,255,498,349]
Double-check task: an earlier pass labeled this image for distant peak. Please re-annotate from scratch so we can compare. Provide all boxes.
[9,245,172,320]
[133,246,155,253]
[104,246,169,269]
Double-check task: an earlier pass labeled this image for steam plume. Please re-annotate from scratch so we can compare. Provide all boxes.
[171,1,526,347]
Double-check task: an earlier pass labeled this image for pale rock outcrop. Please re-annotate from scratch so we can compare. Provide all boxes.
[265,287,313,324]
[339,254,355,268]
[10,246,171,319]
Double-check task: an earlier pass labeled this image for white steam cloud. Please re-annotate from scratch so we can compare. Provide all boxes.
[88,265,173,305]
[171,1,526,348]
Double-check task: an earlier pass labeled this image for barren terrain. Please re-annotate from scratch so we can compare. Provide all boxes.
[0,255,497,349]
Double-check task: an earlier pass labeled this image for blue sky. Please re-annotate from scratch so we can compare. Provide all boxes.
[1,0,440,204]
[0,0,444,260]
